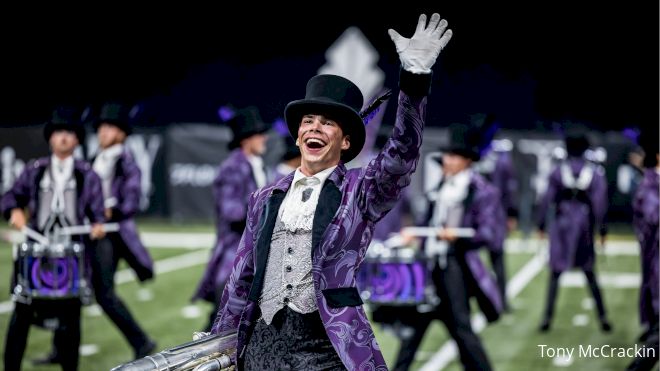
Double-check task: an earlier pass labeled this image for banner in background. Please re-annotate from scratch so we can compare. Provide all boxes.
[1,124,641,226]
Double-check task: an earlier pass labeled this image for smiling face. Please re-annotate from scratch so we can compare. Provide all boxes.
[297,114,350,176]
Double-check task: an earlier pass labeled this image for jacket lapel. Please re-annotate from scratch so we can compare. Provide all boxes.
[312,164,345,254]
[248,187,286,302]
[312,181,341,252]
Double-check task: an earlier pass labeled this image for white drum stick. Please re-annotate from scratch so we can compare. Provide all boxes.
[21,226,49,245]
[402,227,476,238]
[57,223,120,236]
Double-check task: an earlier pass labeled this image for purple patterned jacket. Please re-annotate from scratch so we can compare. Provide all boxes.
[2,157,104,229]
[2,157,105,292]
[423,172,505,322]
[537,158,608,272]
[193,149,258,303]
[633,169,659,324]
[104,149,154,282]
[211,73,431,371]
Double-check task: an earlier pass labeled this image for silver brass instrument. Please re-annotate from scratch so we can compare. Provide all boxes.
[111,330,237,371]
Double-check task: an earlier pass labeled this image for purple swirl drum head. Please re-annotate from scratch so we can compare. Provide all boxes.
[29,256,79,297]
[367,261,427,304]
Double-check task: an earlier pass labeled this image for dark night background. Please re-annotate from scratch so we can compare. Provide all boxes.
[0,2,658,133]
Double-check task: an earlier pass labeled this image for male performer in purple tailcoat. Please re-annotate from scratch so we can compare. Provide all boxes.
[193,106,270,332]
[626,135,659,371]
[91,102,156,358]
[36,102,157,364]
[393,121,504,371]
[2,107,105,371]
[210,13,452,370]
[537,132,612,332]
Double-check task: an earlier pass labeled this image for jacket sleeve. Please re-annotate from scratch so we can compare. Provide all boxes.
[112,157,142,221]
[211,191,257,334]
[1,165,32,220]
[357,69,431,222]
[214,163,249,230]
[537,169,560,233]
[85,170,105,224]
[468,186,505,250]
[590,167,609,237]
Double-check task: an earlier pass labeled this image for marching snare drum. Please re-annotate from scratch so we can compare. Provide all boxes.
[13,241,89,303]
[358,242,437,307]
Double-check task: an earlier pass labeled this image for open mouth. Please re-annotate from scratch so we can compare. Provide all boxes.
[304,138,327,152]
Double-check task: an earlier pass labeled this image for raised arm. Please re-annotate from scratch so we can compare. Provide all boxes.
[358,13,452,221]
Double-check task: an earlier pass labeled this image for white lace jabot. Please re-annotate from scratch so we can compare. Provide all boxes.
[278,166,336,232]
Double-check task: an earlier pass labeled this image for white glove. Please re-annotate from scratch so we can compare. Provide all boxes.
[388,13,453,74]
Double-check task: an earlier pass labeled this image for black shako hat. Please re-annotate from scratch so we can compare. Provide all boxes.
[43,106,85,143]
[95,102,134,135]
[227,106,270,149]
[284,74,365,163]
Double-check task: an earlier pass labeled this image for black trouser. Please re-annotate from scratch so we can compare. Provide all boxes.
[489,249,508,310]
[626,321,659,371]
[394,256,493,371]
[542,269,608,325]
[4,299,81,371]
[88,234,150,352]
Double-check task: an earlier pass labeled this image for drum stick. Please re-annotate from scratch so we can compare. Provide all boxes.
[21,226,49,245]
[57,223,120,236]
[401,227,476,238]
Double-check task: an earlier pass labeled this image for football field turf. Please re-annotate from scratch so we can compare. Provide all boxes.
[0,222,652,370]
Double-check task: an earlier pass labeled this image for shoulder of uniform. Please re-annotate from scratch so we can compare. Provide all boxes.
[32,157,49,168]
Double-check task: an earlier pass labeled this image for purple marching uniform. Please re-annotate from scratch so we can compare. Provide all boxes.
[2,157,104,371]
[626,160,659,371]
[193,150,260,302]
[90,145,156,357]
[211,72,430,371]
[633,169,659,328]
[100,148,154,280]
[394,171,504,371]
[537,156,611,331]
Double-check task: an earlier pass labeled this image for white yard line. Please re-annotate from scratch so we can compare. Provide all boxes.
[419,245,548,371]
[560,272,640,289]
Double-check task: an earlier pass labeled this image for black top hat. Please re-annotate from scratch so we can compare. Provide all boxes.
[43,106,85,143]
[441,114,499,161]
[444,123,482,161]
[95,102,134,135]
[564,131,590,157]
[284,74,365,163]
[227,106,270,149]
